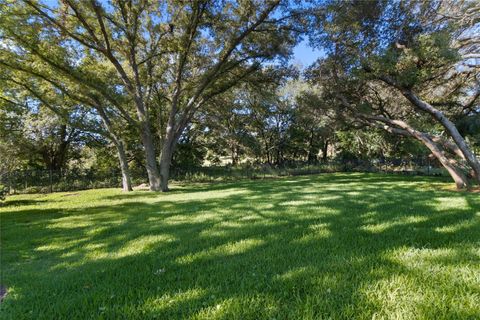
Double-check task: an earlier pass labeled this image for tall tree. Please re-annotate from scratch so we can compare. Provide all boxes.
[308,0,480,187]
[1,0,299,191]
[0,65,135,191]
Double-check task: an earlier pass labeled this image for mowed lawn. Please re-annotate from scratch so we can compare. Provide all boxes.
[0,173,479,319]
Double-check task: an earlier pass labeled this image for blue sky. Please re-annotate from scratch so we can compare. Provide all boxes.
[292,40,325,69]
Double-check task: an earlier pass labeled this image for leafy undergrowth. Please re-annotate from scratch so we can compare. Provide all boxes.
[0,173,479,319]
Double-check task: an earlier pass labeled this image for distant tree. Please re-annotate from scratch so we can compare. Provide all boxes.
[0,85,82,172]
[0,67,134,191]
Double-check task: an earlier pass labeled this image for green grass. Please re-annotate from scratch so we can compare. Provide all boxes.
[0,173,479,319]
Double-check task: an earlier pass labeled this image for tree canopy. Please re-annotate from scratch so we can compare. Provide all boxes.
[1,0,479,191]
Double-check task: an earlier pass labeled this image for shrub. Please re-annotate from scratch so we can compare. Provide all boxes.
[23,186,42,194]
[0,184,9,201]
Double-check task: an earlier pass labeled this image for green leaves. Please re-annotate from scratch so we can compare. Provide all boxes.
[378,31,459,88]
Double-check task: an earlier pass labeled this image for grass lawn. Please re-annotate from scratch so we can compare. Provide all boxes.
[0,173,479,319]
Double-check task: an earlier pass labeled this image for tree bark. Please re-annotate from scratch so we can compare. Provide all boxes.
[231,143,238,165]
[371,118,469,189]
[432,136,466,160]
[307,129,316,164]
[159,101,183,192]
[407,130,469,189]
[159,134,175,192]
[322,139,329,163]
[401,89,480,182]
[96,105,133,192]
[140,123,161,191]
[113,139,133,192]
[379,78,480,184]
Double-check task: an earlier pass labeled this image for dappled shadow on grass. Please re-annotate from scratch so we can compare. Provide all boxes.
[1,173,479,319]
[0,198,48,207]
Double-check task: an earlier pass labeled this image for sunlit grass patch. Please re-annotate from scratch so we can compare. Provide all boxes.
[0,173,479,319]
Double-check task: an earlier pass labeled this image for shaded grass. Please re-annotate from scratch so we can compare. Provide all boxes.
[0,173,479,319]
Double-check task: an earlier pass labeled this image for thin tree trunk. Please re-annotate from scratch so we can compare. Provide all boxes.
[307,130,316,164]
[231,144,238,165]
[114,139,133,192]
[265,142,271,164]
[96,105,133,192]
[322,139,329,163]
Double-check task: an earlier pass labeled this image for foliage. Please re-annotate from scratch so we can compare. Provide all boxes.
[0,0,478,191]
[0,0,301,190]
[305,0,480,188]
[335,128,428,161]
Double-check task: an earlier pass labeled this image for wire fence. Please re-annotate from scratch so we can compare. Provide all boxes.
[0,158,448,194]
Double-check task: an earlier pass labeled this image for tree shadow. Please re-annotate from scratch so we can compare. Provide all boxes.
[1,173,479,319]
[0,199,48,207]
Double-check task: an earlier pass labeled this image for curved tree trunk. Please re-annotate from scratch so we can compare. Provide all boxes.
[363,113,470,189]
[401,89,480,183]
[432,136,465,160]
[378,78,480,184]
[374,118,469,189]
[96,105,133,192]
[408,129,469,190]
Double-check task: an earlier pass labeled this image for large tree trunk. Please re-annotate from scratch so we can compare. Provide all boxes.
[159,111,179,192]
[432,136,465,160]
[129,93,161,191]
[140,121,161,191]
[375,118,469,189]
[380,81,480,184]
[159,150,173,192]
[113,140,133,192]
[413,132,469,190]
[159,135,175,192]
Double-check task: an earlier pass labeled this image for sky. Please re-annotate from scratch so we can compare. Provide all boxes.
[291,40,325,69]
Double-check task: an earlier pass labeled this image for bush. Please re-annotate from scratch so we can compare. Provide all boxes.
[23,186,42,194]
[0,184,9,201]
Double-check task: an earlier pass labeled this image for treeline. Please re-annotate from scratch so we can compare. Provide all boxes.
[0,0,478,191]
